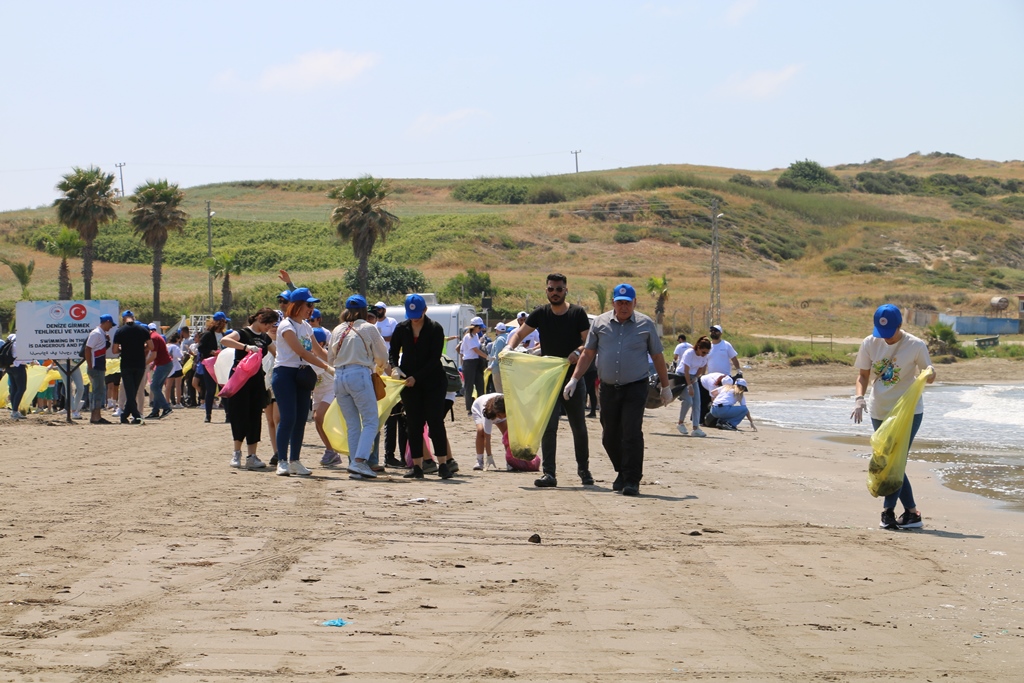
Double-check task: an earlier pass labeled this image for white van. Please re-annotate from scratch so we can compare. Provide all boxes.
[383,294,477,363]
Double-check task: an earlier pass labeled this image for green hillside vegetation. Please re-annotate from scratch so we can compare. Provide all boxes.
[2,153,1023,347]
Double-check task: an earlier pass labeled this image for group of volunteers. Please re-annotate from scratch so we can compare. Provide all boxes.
[2,267,934,526]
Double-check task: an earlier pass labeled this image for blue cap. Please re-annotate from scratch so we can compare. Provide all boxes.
[612,283,636,301]
[405,293,426,320]
[873,304,903,338]
[309,307,322,320]
[277,290,291,302]
[99,314,115,324]
[288,287,320,304]
[213,311,230,322]
[312,327,329,344]
[345,294,367,310]
[121,309,134,319]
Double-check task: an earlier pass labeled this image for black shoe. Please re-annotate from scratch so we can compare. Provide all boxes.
[897,510,923,529]
[622,483,640,496]
[421,460,438,475]
[880,509,900,530]
[612,473,624,492]
[145,411,161,420]
[587,412,597,418]
[160,407,173,418]
[120,417,131,425]
[438,462,453,479]
[269,454,279,467]
[448,459,460,474]
[204,416,211,423]
[534,473,557,488]
[385,455,408,468]
[403,465,424,479]
[90,417,113,425]
[578,469,594,486]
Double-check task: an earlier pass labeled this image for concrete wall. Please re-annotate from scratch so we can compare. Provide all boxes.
[937,314,1021,335]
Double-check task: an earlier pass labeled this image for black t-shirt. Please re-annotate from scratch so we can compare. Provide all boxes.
[525,304,591,358]
[231,327,272,393]
[112,323,152,369]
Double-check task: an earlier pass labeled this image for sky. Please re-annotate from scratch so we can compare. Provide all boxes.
[1,0,1022,212]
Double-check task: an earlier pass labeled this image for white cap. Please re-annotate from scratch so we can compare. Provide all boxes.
[374,301,387,309]
[711,324,723,333]
[736,378,749,390]
[470,316,485,326]
[517,311,527,318]
[7,333,15,341]
[495,322,507,332]
[148,322,158,331]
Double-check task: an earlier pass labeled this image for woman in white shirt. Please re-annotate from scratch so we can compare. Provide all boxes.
[460,317,488,414]
[328,294,389,480]
[271,288,333,477]
[676,336,711,437]
[710,379,757,431]
[165,333,185,408]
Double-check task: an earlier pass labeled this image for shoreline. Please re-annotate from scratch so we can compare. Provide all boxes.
[2,372,1024,679]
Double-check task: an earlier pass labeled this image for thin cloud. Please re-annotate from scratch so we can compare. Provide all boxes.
[725,0,758,25]
[716,64,803,100]
[257,50,377,91]
[408,108,487,136]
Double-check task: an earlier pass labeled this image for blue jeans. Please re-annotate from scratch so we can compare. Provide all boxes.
[149,362,173,412]
[87,367,106,409]
[333,366,379,463]
[711,403,748,427]
[677,376,700,428]
[872,413,923,511]
[7,365,28,413]
[273,366,312,463]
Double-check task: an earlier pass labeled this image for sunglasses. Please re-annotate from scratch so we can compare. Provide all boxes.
[546,286,565,293]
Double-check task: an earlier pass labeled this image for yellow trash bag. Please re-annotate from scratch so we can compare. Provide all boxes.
[0,365,52,412]
[498,350,569,460]
[867,368,931,498]
[323,375,406,455]
[105,358,121,376]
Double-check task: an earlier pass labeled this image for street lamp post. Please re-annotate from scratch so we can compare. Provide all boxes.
[206,201,215,310]
[710,201,723,326]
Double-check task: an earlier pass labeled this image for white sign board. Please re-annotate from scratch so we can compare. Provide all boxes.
[15,300,120,361]
[189,315,211,333]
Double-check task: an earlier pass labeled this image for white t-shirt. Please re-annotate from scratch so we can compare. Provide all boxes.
[673,342,692,360]
[168,343,183,373]
[471,392,506,434]
[462,332,483,361]
[86,327,108,369]
[275,318,314,369]
[679,348,708,377]
[376,316,398,350]
[854,331,931,420]
[713,386,747,408]
[706,340,738,375]
[700,371,733,393]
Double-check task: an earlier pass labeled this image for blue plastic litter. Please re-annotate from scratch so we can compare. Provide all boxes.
[322,618,348,627]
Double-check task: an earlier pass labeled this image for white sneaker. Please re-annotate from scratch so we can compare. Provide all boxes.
[473,457,484,471]
[347,460,377,479]
[676,424,689,436]
[245,455,267,469]
[691,428,706,438]
[71,412,82,420]
[276,462,291,476]
[230,453,242,468]
[288,460,312,476]
[112,407,122,417]
[11,411,24,420]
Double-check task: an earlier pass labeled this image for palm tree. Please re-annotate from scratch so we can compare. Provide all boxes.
[329,175,399,295]
[645,274,669,326]
[205,252,242,315]
[0,257,35,299]
[43,227,84,299]
[129,180,188,321]
[53,166,119,299]
[590,283,608,311]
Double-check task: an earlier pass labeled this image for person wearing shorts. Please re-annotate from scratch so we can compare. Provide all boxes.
[311,326,342,467]
[86,314,116,424]
[470,392,507,471]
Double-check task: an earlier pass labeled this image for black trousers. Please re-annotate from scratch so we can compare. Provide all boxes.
[541,367,590,477]
[121,366,146,420]
[402,381,448,460]
[228,384,266,445]
[599,378,648,486]
[698,382,712,426]
[383,404,404,457]
[462,357,486,412]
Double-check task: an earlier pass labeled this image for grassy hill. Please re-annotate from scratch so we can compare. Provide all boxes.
[2,152,1023,344]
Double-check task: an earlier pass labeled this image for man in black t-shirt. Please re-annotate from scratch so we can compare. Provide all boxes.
[506,273,592,487]
[112,310,153,425]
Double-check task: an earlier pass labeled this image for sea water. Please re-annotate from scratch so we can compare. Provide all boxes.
[755,384,1024,508]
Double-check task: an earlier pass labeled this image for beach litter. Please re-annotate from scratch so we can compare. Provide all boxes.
[322,618,348,627]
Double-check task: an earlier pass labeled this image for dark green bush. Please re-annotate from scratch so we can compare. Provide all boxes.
[451,179,529,204]
[528,186,567,204]
[776,160,845,193]
[342,260,428,297]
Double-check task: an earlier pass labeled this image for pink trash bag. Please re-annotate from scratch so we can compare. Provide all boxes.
[219,350,262,398]
[503,431,539,471]
[404,425,436,467]
[201,354,218,380]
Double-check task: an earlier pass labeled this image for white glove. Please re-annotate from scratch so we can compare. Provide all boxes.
[563,377,579,400]
[246,345,259,354]
[851,396,866,424]
[924,365,936,380]
[660,385,673,406]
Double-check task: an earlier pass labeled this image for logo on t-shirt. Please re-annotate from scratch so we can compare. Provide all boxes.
[872,358,901,386]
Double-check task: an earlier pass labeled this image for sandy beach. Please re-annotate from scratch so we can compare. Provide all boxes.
[2,360,1023,681]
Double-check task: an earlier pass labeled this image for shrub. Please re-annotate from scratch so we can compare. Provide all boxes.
[728,173,757,187]
[528,186,567,204]
[451,179,528,204]
[776,160,845,193]
[342,260,428,297]
[441,268,492,302]
[567,233,583,243]
[824,257,848,272]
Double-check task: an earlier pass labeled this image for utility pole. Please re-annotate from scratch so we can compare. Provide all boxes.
[710,201,723,327]
[206,201,215,310]
[115,162,126,197]
[571,150,581,173]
